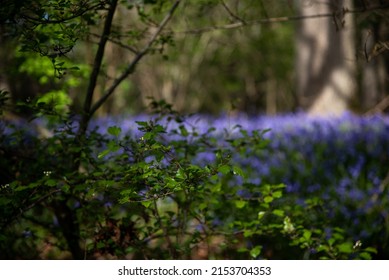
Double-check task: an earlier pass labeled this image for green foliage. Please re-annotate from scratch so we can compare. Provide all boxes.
[0,99,377,259]
[10,1,93,59]
[12,50,90,121]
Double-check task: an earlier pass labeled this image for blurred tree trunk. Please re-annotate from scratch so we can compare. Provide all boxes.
[357,1,389,114]
[296,0,357,115]
[360,29,383,111]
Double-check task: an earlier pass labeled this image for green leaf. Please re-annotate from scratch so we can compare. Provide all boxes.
[250,246,262,258]
[107,126,121,137]
[364,247,377,254]
[235,200,247,209]
[218,165,230,175]
[98,141,120,158]
[272,190,283,198]
[15,182,39,191]
[136,121,148,127]
[274,183,286,190]
[175,168,186,180]
[166,177,178,189]
[359,252,372,260]
[272,209,284,217]
[303,229,312,241]
[211,182,221,193]
[45,179,57,187]
[317,244,329,252]
[243,229,254,238]
[264,196,273,203]
[261,202,270,209]
[179,125,189,136]
[258,211,266,220]
[143,131,154,140]
[337,242,353,254]
[141,200,153,208]
[98,149,111,159]
[232,166,245,177]
[198,202,207,211]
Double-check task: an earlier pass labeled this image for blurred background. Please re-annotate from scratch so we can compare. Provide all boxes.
[0,0,389,117]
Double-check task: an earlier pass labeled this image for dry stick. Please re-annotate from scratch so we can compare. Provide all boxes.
[89,0,182,117]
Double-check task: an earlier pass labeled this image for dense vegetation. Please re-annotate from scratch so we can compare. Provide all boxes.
[1,102,388,259]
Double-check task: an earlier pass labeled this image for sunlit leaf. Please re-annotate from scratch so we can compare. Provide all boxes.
[235,200,246,209]
[250,246,262,258]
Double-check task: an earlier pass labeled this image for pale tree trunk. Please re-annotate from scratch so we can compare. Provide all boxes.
[296,0,357,115]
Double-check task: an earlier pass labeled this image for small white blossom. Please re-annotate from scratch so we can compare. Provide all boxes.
[353,240,362,249]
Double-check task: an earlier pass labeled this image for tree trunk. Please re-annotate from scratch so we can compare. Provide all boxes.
[296,0,357,115]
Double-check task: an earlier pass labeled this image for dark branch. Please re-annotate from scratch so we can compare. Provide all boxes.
[220,0,246,24]
[78,0,118,136]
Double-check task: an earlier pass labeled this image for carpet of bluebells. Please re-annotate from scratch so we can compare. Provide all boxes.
[88,112,389,253]
[2,112,389,257]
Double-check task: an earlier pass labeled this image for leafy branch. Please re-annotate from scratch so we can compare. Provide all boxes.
[18,2,105,25]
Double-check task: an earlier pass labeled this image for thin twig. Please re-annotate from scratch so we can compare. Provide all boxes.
[89,32,139,54]
[220,0,246,24]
